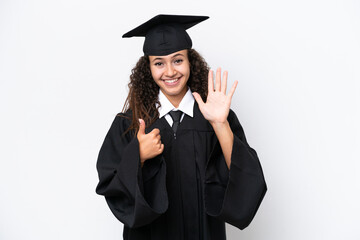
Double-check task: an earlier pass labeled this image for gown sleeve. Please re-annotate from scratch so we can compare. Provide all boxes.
[95,113,168,228]
[204,110,267,230]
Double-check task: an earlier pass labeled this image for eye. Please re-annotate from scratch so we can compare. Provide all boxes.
[174,59,183,64]
[154,62,163,66]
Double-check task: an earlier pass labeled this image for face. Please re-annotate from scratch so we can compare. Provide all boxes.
[149,49,190,103]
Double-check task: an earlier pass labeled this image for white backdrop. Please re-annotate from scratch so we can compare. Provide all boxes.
[1,0,359,239]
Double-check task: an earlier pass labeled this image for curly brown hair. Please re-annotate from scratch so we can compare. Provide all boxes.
[120,48,209,134]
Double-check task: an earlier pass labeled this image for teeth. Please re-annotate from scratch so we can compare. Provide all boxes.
[164,78,178,83]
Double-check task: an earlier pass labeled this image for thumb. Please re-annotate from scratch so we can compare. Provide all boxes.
[192,92,205,108]
[138,119,146,136]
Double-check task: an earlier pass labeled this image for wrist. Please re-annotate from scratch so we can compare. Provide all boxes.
[210,120,230,131]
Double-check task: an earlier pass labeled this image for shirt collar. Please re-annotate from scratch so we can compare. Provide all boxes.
[158,88,194,119]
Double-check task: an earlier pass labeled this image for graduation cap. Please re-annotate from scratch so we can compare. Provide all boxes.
[122,14,209,56]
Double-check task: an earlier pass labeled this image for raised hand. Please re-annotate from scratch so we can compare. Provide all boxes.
[193,68,238,125]
[137,119,164,166]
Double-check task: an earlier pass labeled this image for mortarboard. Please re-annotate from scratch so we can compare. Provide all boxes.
[122,14,209,56]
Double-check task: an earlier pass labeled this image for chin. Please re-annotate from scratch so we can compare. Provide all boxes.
[162,86,187,98]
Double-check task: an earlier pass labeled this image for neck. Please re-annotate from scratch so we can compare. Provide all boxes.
[169,91,185,108]
[163,88,187,108]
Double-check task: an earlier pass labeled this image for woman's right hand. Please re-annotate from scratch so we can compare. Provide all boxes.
[137,119,164,166]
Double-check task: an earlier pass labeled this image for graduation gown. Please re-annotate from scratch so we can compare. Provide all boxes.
[96,103,267,240]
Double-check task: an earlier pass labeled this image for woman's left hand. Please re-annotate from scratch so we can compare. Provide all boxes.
[193,68,238,125]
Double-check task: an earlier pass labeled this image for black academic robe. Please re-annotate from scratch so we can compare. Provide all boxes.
[96,103,267,240]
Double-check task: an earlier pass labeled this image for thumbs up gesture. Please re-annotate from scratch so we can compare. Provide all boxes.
[137,119,164,166]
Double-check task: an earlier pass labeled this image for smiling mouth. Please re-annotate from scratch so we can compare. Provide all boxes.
[162,77,181,84]
[163,78,179,83]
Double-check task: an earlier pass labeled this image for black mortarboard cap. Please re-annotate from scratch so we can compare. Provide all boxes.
[122,14,209,56]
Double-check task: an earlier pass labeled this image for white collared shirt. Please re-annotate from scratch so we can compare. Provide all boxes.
[157,87,194,126]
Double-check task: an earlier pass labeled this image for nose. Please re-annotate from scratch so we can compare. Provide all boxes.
[165,64,176,77]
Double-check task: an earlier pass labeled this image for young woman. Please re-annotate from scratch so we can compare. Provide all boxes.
[96,15,266,240]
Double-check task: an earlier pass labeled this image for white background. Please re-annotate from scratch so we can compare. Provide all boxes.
[1,0,359,239]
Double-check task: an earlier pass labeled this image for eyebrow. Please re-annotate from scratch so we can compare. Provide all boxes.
[151,53,185,63]
[172,53,184,58]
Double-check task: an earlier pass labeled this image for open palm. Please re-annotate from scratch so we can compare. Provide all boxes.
[193,68,238,124]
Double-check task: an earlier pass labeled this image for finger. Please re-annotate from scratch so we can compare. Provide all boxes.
[151,128,160,136]
[228,80,238,99]
[155,134,161,143]
[192,92,205,108]
[208,70,214,93]
[138,119,145,136]
[154,138,161,145]
[158,143,164,153]
[221,70,228,94]
[156,133,161,140]
[215,67,221,92]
